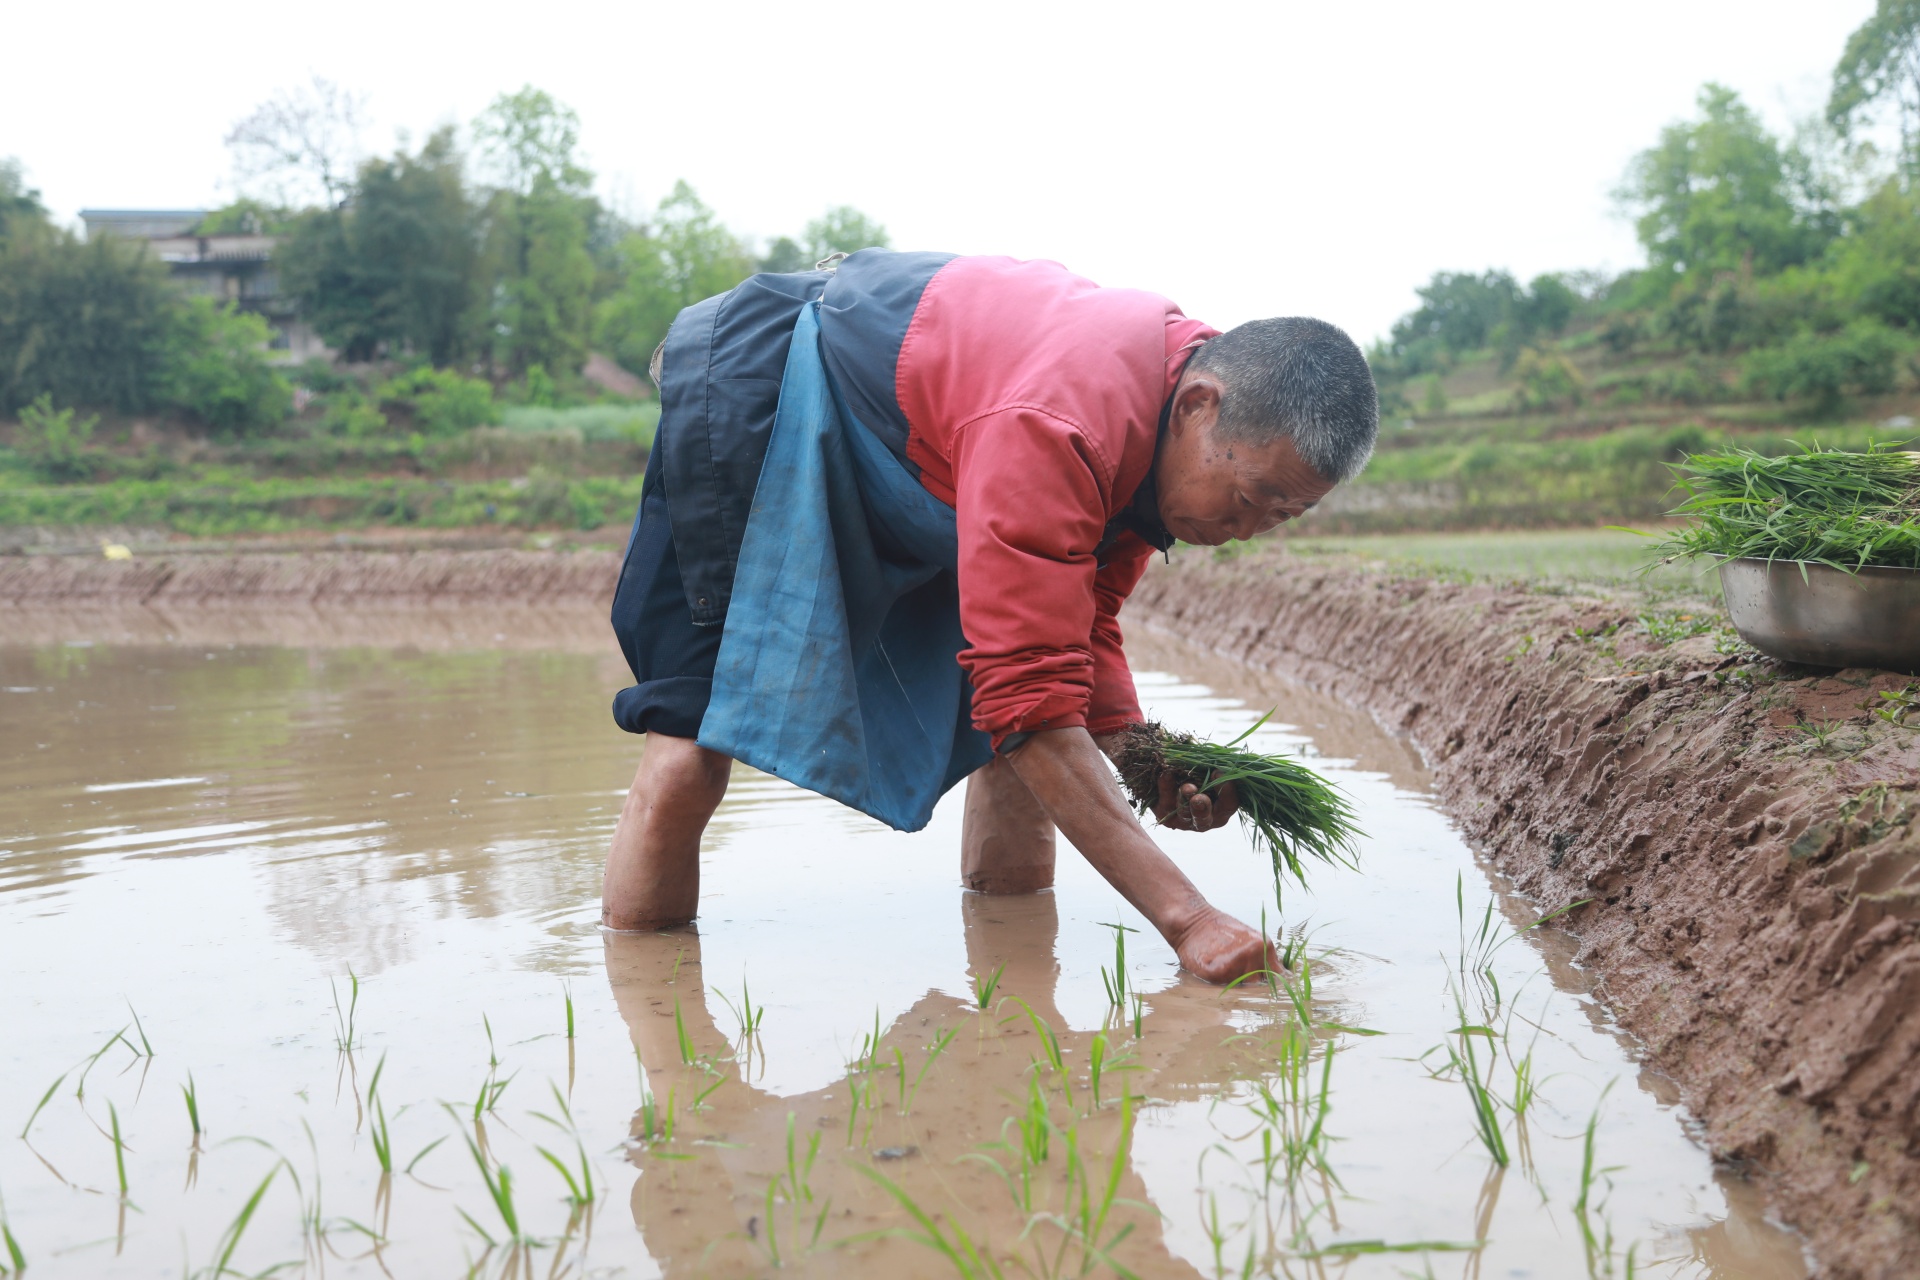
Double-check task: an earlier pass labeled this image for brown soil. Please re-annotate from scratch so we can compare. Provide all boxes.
[1130,546,1920,1279]
[0,546,623,606]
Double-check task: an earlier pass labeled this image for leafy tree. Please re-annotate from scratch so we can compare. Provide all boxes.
[595,181,756,375]
[1828,0,1920,177]
[469,89,597,377]
[1827,180,1920,327]
[153,298,293,434]
[1618,84,1818,283]
[279,128,480,364]
[0,226,181,414]
[0,159,45,241]
[482,179,596,376]
[473,86,592,196]
[803,206,890,261]
[225,76,367,207]
[759,235,809,273]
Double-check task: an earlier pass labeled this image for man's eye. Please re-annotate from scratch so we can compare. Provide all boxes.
[1235,492,1253,507]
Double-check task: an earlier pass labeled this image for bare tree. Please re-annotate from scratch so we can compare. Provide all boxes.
[226,76,368,208]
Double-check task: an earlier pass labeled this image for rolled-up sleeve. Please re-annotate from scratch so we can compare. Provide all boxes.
[949,406,1119,748]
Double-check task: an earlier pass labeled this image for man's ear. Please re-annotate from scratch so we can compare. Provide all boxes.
[1170,376,1222,435]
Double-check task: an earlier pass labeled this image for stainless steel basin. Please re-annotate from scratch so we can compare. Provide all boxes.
[1718,556,1920,674]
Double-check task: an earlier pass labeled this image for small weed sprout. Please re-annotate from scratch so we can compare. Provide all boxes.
[1792,719,1845,751]
[1872,685,1919,729]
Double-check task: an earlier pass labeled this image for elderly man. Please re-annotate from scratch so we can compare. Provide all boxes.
[603,250,1377,983]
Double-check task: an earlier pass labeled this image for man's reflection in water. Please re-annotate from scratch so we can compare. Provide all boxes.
[604,892,1233,1278]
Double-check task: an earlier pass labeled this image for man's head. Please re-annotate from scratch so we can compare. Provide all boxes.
[1153,317,1378,547]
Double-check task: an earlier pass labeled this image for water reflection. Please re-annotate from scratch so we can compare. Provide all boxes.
[0,618,1812,1278]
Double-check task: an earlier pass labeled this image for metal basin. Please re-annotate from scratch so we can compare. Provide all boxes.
[1718,556,1920,673]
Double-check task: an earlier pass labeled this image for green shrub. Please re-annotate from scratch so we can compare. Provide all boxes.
[1510,348,1585,411]
[375,367,496,435]
[156,298,293,435]
[1743,322,1905,411]
[15,394,99,482]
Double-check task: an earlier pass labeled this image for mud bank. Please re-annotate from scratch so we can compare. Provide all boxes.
[0,546,623,606]
[1132,547,1920,1279]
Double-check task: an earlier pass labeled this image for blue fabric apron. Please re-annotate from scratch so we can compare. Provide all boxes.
[696,302,994,831]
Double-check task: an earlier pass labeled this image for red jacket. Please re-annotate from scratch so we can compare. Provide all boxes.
[891,257,1217,747]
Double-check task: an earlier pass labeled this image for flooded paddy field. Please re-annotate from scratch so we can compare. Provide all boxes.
[0,611,1809,1277]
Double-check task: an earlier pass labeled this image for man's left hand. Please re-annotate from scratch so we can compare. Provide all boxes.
[1152,773,1238,832]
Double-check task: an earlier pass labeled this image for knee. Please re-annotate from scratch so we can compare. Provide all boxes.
[639,734,731,803]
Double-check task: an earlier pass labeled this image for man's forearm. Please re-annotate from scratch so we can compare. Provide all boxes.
[1004,727,1208,943]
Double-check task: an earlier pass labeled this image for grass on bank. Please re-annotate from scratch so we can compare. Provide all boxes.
[0,472,645,537]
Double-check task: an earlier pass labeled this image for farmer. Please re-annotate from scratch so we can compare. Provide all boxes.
[603,251,1377,983]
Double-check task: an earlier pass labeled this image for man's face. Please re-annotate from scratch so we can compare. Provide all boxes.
[1153,372,1338,547]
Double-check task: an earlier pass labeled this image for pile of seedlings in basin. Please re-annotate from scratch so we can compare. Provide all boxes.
[1113,713,1361,896]
[1651,441,1920,572]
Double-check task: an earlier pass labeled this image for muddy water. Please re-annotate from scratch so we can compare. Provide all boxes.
[0,612,1808,1278]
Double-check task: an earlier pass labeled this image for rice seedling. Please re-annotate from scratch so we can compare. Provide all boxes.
[673,997,696,1065]
[472,1071,514,1120]
[1443,990,1509,1168]
[852,1162,1006,1279]
[181,1072,203,1141]
[189,1164,280,1280]
[753,1112,833,1267]
[1087,1032,1109,1111]
[106,1100,131,1199]
[74,1027,130,1099]
[367,1055,393,1174]
[452,1116,533,1247]
[1112,714,1361,901]
[972,961,1006,1011]
[482,1012,499,1070]
[717,974,766,1042]
[125,1002,155,1057]
[1649,441,1920,572]
[562,982,575,1040]
[900,1027,957,1116]
[1098,922,1135,1017]
[1011,999,1073,1107]
[1129,993,1144,1039]
[331,971,360,1052]
[19,1071,67,1139]
[0,1188,24,1277]
[403,1135,447,1176]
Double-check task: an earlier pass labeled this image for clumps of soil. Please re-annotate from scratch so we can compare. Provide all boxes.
[1129,545,1920,1279]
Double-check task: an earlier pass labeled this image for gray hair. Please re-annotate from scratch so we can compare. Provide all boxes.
[1186,317,1379,483]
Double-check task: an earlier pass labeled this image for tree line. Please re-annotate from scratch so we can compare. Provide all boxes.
[1374,0,1920,415]
[0,84,889,433]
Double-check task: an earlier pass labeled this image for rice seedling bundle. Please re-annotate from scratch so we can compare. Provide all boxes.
[1652,442,1920,572]
[1113,715,1361,892]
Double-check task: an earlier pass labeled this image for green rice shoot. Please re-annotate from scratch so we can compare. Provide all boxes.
[1650,441,1920,572]
[1114,713,1362,896]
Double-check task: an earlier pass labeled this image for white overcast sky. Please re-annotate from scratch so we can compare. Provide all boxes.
[0,0,1879,346]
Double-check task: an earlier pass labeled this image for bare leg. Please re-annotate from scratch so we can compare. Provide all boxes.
[601,733,732,930]
[961,756,1057,894]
